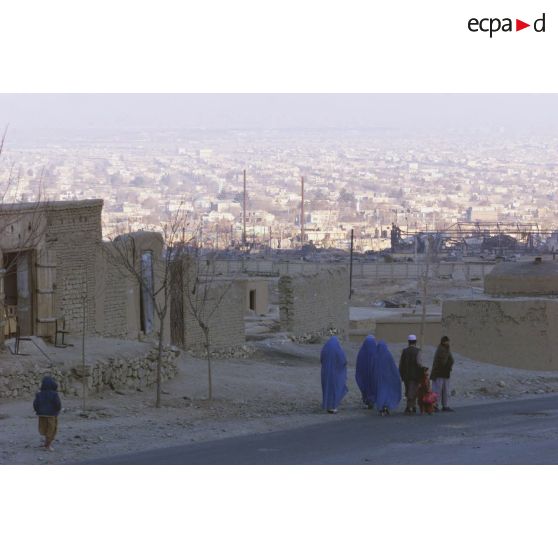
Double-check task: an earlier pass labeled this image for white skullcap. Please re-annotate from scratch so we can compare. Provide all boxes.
[408,334,417,341]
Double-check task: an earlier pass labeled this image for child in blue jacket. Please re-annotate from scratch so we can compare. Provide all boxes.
[33,376,62,451]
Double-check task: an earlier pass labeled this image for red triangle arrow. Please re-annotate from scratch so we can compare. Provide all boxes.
[516,19,530,31]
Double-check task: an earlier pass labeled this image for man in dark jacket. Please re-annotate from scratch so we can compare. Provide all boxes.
[431,336,455,412]
[399,334,427,414]
[33,376,62,451]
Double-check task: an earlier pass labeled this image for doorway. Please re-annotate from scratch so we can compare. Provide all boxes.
[249,289,256,312]
[140,251,154,334]
[4,251,34,336]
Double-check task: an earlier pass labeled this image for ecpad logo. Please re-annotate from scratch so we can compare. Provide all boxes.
[468,13,546,37]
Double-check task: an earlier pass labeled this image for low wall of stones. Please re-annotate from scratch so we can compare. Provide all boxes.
[0,346,179,399]
[442,298,558,371]
[279,267,350,341]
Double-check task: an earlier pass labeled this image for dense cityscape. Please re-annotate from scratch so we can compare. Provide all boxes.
[2,127,558,254]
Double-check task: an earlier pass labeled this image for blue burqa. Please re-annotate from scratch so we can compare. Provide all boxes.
[320,336,348,410]
[372,341,402,410]
[355,335,377,405]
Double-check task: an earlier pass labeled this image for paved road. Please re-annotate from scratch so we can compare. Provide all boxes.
[85,395,558,464]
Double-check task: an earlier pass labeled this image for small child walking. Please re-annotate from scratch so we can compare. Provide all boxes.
[417,370,438,415]
[33,376,62,451]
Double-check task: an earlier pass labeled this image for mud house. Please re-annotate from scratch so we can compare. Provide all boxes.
[170,255,246,350]
[97,230,169,341]
[0,200,103,341]
[0,199,168,343]
[236,277,270,315]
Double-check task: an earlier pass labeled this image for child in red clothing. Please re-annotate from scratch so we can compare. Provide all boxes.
[417,370,438,415]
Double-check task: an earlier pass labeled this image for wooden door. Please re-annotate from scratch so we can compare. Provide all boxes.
[35,249,56,340]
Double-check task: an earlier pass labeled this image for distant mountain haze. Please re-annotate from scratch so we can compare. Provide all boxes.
[0,94,557,133]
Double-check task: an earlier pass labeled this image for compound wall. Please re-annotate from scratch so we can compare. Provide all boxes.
[442,298,558,370]
[484,261,558,296]
[183,281,246,350]
[279,267,350,340]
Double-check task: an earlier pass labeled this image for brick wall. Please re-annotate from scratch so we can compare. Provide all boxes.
[170,257,246,350]
[100,253,130,337]
[97,232,167,341]
[183,281,245,350]
[279,267,350,340]
[45,200,103,334]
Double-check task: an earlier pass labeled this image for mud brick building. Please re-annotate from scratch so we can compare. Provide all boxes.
[0,200,167,342]
[97,230,169,340]
[170,256,246,350]
[0,200,103,340]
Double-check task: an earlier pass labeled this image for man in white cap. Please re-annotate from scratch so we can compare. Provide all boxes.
[399,334,427,414]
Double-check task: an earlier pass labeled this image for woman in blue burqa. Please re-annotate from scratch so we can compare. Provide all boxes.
[372,341,402,416]
[355,335,377,409]
[320,336,348,414]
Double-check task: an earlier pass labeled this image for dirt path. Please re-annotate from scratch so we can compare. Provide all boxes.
[2,338,558,464]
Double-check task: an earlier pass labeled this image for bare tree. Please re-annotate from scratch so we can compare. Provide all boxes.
[0,127,47,349]
[179,246,238,401]
[103,207,191,408]
[418,235,440,349]
[80,278,88,412]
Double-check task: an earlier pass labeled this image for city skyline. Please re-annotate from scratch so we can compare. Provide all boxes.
[2,94,558,253]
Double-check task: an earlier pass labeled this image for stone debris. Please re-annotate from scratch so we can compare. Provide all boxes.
[187,343,256,360]
[289,327,341,345]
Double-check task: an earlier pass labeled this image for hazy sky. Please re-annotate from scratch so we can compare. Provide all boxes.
[0,94,557,132]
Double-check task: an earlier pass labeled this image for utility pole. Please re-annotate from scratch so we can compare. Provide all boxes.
[81,278,88,412]
[415,234,419,296]
[0,251,5,349]
[251,209,255,248]
[300,176,305,248]
[242,169,247,247]
[419,237,430,349]
[349,228,354,299]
